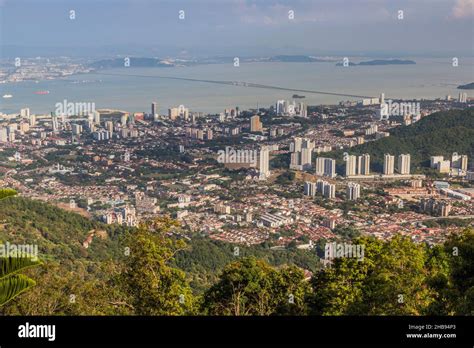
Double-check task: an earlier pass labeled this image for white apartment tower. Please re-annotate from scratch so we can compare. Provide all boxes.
[397,154,411,175]
[357,154,370,175]
[383,154,395,175]
[316,157,336,178]
[304,182,317,197]
[345,155,357,177]
[258,146,270,180]
[347,182,361,200]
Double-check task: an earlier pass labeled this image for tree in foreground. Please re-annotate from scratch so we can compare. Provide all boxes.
[0,261,132,315]
[201,256,311,315]
[119,217,195,315]
[0,255,42,307]
[439,228,474,315]
[309,229,474,315]
[310,235,435,315]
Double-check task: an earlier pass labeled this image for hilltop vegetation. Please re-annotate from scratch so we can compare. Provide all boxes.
[330,108,474,173]
[0,197,129,261]
[0,197,473,316]
[174,236,320,293]
[458,82,474,90]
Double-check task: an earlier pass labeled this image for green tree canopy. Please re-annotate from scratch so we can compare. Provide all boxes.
[202,257,311,315]
[119,217,195,315]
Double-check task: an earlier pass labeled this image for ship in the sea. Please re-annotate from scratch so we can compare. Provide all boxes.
[34,90,50,95]
[2,94,13,98]
[292,94,305,99]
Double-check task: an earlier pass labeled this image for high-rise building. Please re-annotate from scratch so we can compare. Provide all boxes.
[430,156,444,168]
[357,154,370,175]
[286,101,296,116]
[276,100,287,116]
[19,122,29,133]
[52,115,59,133]
[300,146,313,170]
[397,154,411,175]
[304,182,317,197]
[324,158,336,178]
[420,198,452,217]
[93,111,101,125]
[458,92,467,103]
[315,157,336,178]
[72,124,82,135]
[105,121,114,134]
[250,115,263,132]
[437,160,451,173]
[92,130,111,141]
[345,155,357,176]
[196,129,204,140]
[151,102,158,118]
[20,108,30,118]
[258,146,270,180]
[316,179,325,193]
[459,155,468,171]
[290,137,314,170]
[169,105,189,120]
[290,152,302,170]
[298,102,307,117]
[29,115,36,127]
[346,182,361,201]
[323,182,336,199]
[0,127,8,142]
[452,153,468,171]
[383,154,395,175]
[290,137,303,152]
[8,131,15,142]
[121,114,128,126]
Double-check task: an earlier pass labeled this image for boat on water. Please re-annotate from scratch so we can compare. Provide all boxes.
[34,90,50,95]
[2,94,13,98]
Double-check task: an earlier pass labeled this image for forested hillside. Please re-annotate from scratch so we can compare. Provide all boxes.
[331,108,474,172]
[0,197,473,316]
[0,197,128,261]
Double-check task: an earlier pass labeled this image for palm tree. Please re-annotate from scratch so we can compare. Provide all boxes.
[0,189,42,306]
[0,256,42,306]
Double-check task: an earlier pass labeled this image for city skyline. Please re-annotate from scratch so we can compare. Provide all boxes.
[0,1,473,342]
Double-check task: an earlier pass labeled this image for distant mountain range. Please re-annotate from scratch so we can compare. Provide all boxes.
[458,82,474,90]
[89,57,176,69]
[89,56,418,70]
[265,55,334,63]
[336,59,416,66]
[88,55,339,69]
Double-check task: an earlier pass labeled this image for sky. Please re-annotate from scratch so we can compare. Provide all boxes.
[0,0,473,58]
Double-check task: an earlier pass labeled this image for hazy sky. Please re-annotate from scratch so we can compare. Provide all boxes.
[1,0,473,57]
